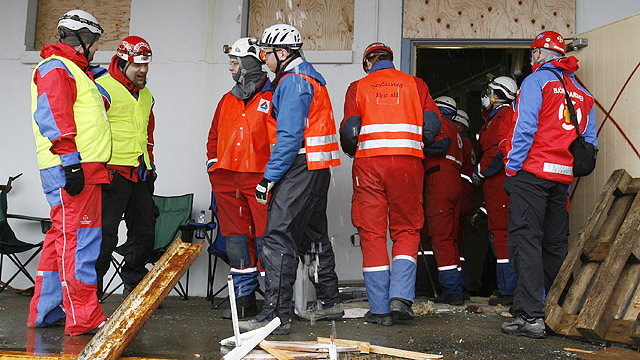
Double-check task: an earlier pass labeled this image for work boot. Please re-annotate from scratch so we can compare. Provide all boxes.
[364,311,393,326]
[488,294,514,307]
[501,315,545,339]
[434,295,465,306]
[222,293,258,319]
[390,298,415,320]
[296,302,344,321]
[238,318,291,335]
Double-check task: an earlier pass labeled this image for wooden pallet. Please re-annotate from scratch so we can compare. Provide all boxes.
[544,169,640,346]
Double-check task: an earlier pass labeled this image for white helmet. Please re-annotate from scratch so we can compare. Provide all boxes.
[434,96,457,115]
[224,37,264,62]
[57,9,103,35]
[488,76,518,101]
[259,24,302,50]
[455,110,470,128]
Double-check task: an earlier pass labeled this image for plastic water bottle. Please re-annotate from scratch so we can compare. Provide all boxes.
[196,210,206,239]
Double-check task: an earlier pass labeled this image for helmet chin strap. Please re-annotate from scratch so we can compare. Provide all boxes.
[72,30,98,62]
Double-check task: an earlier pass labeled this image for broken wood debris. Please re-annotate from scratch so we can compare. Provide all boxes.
[221,335,442,360]
[545,169,640,347]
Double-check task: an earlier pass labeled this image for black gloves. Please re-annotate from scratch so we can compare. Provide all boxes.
[255,178,275,205]
[63,163,84,196]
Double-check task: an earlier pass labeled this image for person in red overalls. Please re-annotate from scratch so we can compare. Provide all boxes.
[426,96,464,305]
[206,37,275,319]
[27,10,109,336]
[452,109,474,298]
[475,76,518,307]
[340,43,441,326]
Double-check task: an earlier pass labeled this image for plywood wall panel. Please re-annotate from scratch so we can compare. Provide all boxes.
[35,0,131,51]
[403,0,574,39]
[248,0,354,51]
[569,13,640,240]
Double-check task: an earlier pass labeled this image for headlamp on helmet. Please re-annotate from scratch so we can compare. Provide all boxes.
[224,37,265,63]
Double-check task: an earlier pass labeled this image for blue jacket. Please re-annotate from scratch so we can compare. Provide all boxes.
[264,58,327,182]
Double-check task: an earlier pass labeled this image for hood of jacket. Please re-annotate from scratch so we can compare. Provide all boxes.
[40,43,89,71]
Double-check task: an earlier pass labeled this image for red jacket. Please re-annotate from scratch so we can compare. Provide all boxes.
[477,105,513,178]
[504,58,598,184]
[424,117,463,173]
[207,79,275,173]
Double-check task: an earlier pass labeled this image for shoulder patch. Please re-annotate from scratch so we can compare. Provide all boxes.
[258,99,270,114]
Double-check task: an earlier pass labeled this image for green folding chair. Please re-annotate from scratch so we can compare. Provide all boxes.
[100,193,195,301]
[0,173,50,294]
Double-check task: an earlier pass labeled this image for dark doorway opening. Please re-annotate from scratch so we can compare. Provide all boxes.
[414,46,531,297]
[415,47,531,135]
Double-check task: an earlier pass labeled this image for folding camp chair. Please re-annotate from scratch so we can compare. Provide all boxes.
[100,193,195,301]
[0,173,50,294]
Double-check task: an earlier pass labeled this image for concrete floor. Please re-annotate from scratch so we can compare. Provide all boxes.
[0,291,611,360]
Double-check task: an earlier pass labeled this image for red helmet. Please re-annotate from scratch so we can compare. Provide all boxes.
[117,36,152,64]
[362,42,393,73]
[530,31,565,55]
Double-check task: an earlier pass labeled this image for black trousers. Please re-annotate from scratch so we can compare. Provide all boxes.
[96,172,156,292]
[256,155,340,323]
[505,170,569,318]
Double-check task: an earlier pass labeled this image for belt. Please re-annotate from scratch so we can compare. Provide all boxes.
[426,165,440,176]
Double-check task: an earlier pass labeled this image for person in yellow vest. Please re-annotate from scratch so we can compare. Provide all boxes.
[206,37,275,319]
[27,9,110,336]
[92,36,156,300]
[239,24,342,335]
[340,43,442,326]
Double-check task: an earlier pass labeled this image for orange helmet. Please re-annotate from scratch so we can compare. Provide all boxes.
[362,42,393,73]
[530,31,565,55]
[117,36,152,64]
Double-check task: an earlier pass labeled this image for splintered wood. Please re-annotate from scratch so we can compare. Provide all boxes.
[76,238,204,360]
[221,337,442,360]
[544,169,640,347]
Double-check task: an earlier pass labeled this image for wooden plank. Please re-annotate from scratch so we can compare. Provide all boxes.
[0,351,174,359]
[264,341,358,353]
[576,191,640,341]
[631,312,640,343]
[316,337,370,354]
[369,345,443,360]
[562,262,599,315]
[584,194,635,262]
[259,341,294,360]
[577,346,640,360]
[402,0,574,39]
[550,314,637,346]
[623,280,640,320]
[611,264,640,319]
[624,179,640,195]
[545,169,632,309]
[247,0,354,51]
[76,239,204,360]
[241,350,327,359]
[545,302,569,334]
[34,0,131,51]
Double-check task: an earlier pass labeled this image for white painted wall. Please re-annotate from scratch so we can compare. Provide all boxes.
[0,0,402,296]
[1,0,637,296]
[576,0,640,33]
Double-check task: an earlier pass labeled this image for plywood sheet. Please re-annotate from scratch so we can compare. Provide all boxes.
[248,0,354,51]
[403,0,574,39]
[34,0,131,51]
